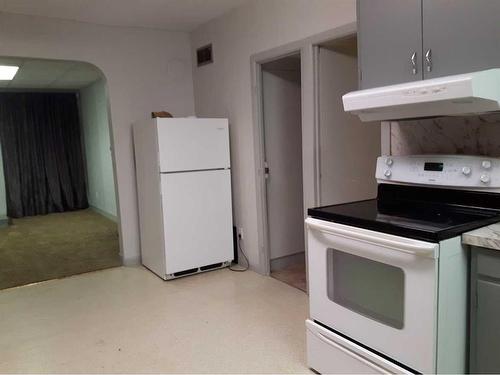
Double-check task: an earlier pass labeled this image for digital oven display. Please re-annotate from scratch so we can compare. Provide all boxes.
[424,162,444,172]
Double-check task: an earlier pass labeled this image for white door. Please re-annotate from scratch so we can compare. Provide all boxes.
[262,66,304,261]
[157,118,230,172]
[306,218,439,373]
[318,46,380,205]
[161,169,233,274]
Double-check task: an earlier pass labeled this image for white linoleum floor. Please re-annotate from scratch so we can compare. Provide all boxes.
[0,266,311,373]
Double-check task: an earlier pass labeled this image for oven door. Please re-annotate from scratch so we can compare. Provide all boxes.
[306,217,439,374]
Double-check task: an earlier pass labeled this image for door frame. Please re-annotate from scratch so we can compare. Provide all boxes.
[252,48,304,277]
[250,22,358,278]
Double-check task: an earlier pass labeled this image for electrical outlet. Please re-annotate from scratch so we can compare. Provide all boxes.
[237,227,244,240]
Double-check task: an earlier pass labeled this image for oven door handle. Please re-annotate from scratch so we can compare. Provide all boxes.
[306,218,439,258]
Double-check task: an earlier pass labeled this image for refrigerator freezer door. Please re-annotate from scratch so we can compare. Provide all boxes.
[161,169,233,274]
[157,118,230,172]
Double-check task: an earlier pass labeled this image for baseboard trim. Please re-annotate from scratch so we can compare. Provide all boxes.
[89,206,117,222]
[0,216,8,228]
[122,254,141,266]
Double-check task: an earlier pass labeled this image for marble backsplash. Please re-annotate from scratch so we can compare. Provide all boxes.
[390,113,500,157]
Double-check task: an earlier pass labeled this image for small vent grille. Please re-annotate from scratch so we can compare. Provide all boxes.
[200,262,223,271]
[197,44,213,66]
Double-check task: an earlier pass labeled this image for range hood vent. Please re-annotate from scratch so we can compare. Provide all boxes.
[343,69,500,122]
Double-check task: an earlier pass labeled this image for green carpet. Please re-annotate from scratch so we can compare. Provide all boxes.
[0,208,121,290]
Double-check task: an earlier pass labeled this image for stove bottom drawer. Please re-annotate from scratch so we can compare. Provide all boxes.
[306,320,410,374]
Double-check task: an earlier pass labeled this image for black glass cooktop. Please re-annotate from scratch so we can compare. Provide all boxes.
[308,184,500,242]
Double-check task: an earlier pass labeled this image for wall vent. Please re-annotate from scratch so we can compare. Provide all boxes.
[196,44,213,66]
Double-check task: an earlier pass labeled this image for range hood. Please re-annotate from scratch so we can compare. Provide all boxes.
[343,69,500,122]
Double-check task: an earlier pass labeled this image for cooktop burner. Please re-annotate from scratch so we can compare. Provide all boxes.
[308,184,500,242]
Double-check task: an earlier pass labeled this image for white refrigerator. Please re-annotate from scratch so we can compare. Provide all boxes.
[133,118,233,279]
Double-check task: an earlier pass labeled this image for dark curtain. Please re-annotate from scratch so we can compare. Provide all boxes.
[0,93,88,218]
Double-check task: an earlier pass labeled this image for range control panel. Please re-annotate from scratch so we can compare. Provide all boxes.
[376,155,500,190]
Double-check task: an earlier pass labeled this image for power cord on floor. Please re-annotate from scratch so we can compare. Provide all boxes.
[229,236,249,272]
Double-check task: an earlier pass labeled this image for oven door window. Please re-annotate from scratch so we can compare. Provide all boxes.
[327,249,405,329]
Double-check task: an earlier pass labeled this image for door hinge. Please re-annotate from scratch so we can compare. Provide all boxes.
[264,161,270,179]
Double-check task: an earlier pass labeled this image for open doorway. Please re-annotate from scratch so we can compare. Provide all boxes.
[0,57,121,290]
[260,53,306,292]
[253,33,380,293]
[316,35,380,206]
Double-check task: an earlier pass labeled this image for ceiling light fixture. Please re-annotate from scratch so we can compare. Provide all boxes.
[0,65,19,80]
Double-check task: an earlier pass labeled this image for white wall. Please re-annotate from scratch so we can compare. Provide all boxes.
[190,0,356,269]
[262,68,303,260]
[80,79,117,219]
[318,47,380,205]
[0,13,195,263]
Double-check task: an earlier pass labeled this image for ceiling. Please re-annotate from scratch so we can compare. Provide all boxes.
[262,54,301,84]
[0,0,250,31]
[321,35,358,57]
[262,54,301,72]
[0,57,102,90]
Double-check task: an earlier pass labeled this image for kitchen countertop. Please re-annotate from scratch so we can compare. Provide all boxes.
[462,222,500,251]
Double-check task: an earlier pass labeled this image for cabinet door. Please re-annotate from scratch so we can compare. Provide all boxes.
[358,0,423,89]
[423,0,500,79]
[474,279,500,373]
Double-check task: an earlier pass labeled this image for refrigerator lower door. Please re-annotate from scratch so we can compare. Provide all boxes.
[161,169,233,275]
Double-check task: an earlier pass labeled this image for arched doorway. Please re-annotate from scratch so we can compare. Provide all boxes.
[0,56,121,289]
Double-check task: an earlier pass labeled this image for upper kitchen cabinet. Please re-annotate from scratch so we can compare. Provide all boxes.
[358,0,500,89]
[422,0,500,79]
[357,0,422,89]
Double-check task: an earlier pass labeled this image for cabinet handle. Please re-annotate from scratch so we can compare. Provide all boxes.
[425,49,432,72]
[410,52,417,75]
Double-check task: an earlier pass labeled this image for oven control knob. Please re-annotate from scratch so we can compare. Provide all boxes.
[482,160,492,169]
[385,158,393,166]
[462,166,472,176]
[481,174,491,184]
[384,169,392,177]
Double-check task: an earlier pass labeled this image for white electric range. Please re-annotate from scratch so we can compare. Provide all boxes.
[305,155,500,374]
